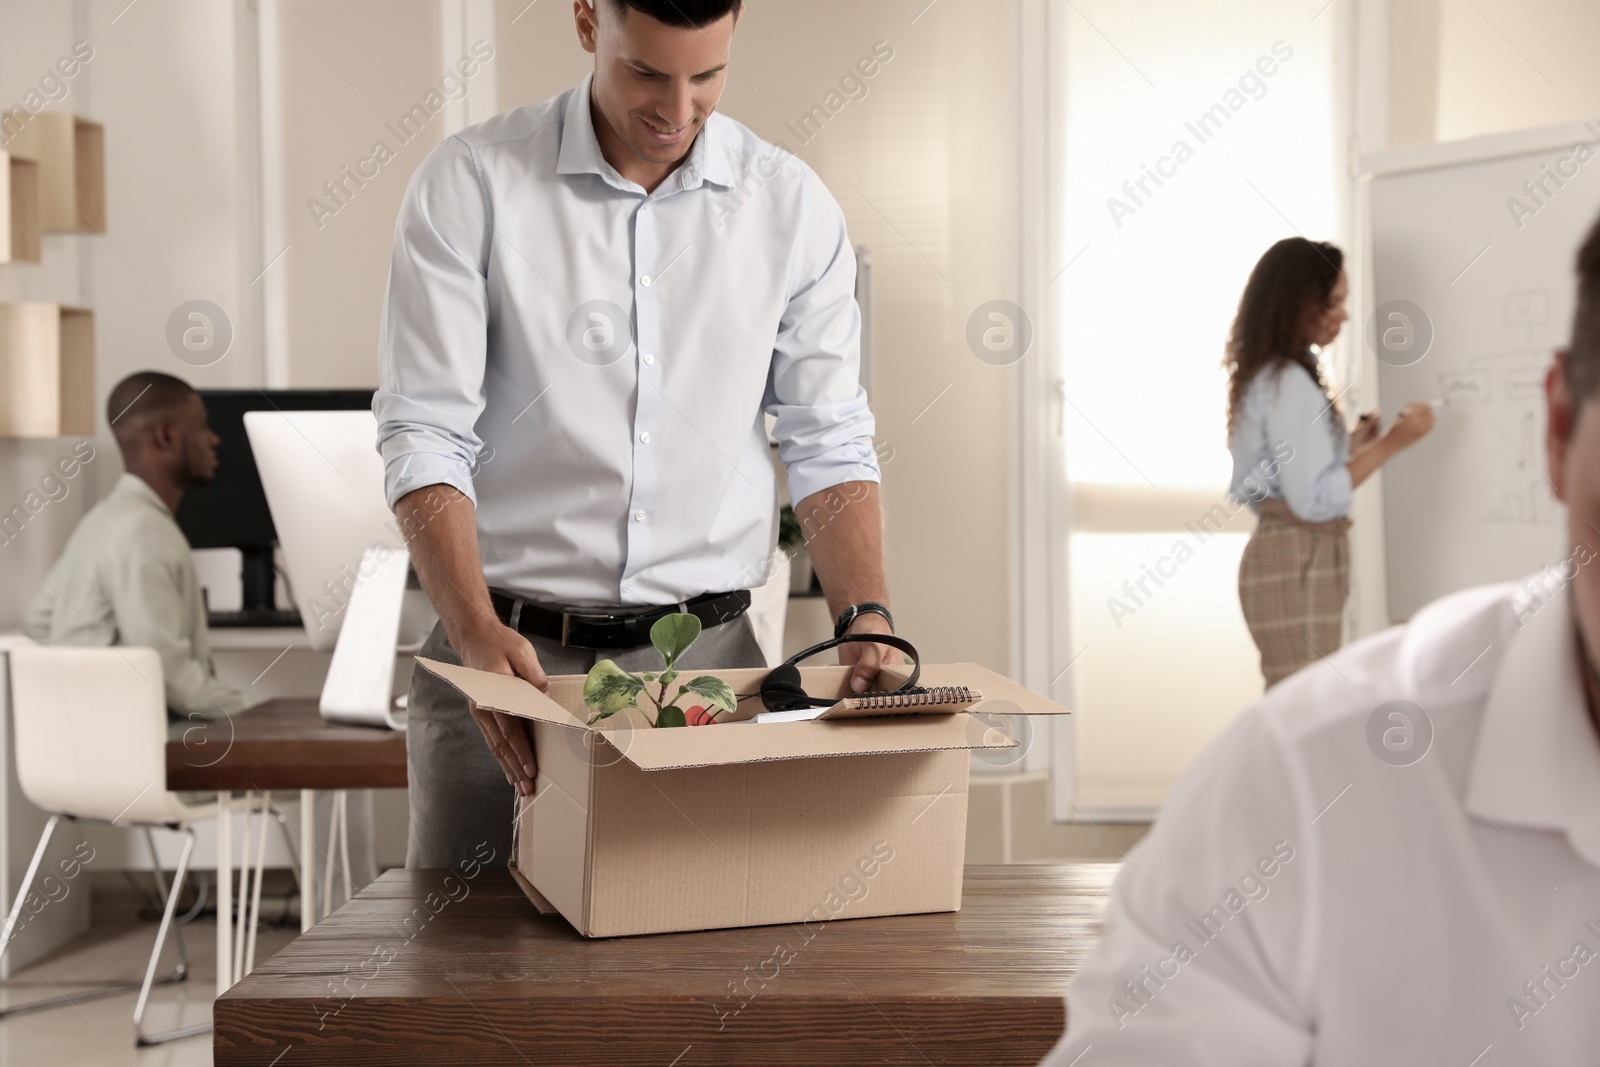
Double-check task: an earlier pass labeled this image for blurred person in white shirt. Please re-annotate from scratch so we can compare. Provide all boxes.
[1040,213,1600,1063]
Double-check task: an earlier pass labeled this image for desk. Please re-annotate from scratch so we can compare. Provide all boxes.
[165,698,407,995]
[215,863,1113,1066]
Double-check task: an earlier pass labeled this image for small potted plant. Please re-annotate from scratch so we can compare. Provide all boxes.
[582,613,738,728]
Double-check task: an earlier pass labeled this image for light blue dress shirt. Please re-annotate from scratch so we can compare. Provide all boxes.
[375,74,878,608]
[1228,361,1352,523]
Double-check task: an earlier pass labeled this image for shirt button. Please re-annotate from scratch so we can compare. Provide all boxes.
[633,510,646,522]
[641,275,653,287]
[643,352,655,365]
[639,431,652,444]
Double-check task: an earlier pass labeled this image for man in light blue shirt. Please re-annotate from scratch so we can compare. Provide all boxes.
[378,0,897,867]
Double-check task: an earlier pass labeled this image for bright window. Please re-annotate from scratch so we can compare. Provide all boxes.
[1056,0,1339,814]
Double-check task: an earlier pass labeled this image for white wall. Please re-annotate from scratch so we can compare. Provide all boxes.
[1389,0,1600,145]
[276,0,446,388]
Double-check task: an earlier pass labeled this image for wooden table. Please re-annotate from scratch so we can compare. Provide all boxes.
[215,863,1114,1066]
[165,698,408,994]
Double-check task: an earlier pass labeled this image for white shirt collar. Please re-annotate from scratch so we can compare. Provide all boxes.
[555,71,733,193]
[1467,584,1600,867]
[113,471,174,517]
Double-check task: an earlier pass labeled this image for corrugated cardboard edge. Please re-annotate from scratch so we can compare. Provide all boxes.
[418,659,1062,776]
[507,859,558,916]
[415,658,588,728]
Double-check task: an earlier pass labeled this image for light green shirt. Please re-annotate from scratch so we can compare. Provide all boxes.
[24,473,251,720]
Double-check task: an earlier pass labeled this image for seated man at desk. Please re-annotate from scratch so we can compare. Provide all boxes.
[1042,213,1600,1060]
[25,371,253,721]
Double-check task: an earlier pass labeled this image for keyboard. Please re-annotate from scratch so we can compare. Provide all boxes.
[208,609,303,628]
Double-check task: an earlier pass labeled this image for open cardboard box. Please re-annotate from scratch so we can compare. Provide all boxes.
[416,658,1069,937]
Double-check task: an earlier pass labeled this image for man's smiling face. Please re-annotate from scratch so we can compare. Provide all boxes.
[577,0,735,179]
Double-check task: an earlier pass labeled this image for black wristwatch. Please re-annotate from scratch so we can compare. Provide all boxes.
[834,601,894,639]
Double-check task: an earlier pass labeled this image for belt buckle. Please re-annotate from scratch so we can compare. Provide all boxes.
[561,610,616,649]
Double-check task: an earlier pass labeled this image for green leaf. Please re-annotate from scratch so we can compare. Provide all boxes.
[582,659,644,713]
[650,613,701,670]
[655,704,687,729]
[679,676,737,714]
[659,669,679,689]
[641,672,656,682]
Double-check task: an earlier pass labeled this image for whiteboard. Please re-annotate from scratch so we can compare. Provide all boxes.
[1365,121,1598,619]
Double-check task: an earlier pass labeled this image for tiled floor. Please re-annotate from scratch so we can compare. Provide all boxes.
[0,901,299,1067]
[0,979,214,1066]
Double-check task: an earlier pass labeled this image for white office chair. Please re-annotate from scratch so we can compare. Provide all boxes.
[4,646,214,1045]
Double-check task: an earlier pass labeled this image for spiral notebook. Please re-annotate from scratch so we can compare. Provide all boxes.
[746,686,983,724]
[818,685,983,718]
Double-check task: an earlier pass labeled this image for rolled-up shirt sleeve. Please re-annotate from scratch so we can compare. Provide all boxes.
[375,134,493,509]
[1266,368,1352,523]
[764,164,879,504]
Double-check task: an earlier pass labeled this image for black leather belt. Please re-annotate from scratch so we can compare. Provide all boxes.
[488,589,752,650]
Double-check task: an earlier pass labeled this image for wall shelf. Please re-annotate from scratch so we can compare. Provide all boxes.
[5,113,104,234]
[0,153,41,263]
[0,303,94,437]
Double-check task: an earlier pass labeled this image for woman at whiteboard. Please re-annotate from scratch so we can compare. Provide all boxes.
[1227,237,1435,686]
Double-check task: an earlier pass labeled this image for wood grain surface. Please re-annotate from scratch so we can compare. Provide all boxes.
[165,698,408,791]
[215,863,1115,1066]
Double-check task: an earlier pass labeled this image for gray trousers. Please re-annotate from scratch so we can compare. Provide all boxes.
[405,612,767,869]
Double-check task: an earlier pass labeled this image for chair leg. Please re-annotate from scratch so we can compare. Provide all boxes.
[0,815,162,1020]
[0,814,59,967]
[133,827,210,1045]
[142,828,190,978]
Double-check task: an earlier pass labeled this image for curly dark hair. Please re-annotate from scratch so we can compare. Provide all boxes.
[1224,237,1344,440]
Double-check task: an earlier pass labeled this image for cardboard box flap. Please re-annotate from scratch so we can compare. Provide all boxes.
[914,662,1072,715]
[604,713,1017,771]
[416,657,588,729]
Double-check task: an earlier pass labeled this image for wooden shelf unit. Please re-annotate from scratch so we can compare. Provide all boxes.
[0,303,94,437]
[5,113,104,234]
[0,152,41,263]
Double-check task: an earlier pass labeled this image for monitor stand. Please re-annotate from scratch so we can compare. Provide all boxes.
[208,546,304,628]
[241,546,277,612]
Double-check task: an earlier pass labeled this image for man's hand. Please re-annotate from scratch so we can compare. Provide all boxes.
[456,621,549,797]
[837,611,902,693]
[396,483,551,797]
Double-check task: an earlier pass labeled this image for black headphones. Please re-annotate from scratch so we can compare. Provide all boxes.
[757,633,922,712]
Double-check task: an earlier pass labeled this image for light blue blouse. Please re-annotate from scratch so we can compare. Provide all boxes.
[1228,362,1352,522]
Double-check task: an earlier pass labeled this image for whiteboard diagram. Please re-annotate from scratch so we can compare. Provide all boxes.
[1366,122,1593,619]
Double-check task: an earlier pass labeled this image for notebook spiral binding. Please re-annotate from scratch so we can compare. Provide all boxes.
[849,685,978,709]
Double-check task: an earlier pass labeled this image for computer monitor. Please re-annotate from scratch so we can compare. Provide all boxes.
[177,389,374,617]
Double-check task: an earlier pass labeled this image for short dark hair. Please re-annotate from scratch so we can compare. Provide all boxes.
[1568,212,1600,412]
[603,0,740,28]
[106,370,196,441]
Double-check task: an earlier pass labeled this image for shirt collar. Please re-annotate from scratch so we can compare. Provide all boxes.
[1466,582,1600,868]
[114,471,174,517]
[555,71,734,194]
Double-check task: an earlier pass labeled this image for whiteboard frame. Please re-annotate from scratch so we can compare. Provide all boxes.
[1362,118,1600,180]
[1358,117,1594,621]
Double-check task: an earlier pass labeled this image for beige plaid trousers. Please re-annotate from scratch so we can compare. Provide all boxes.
[1238,500,1352,688]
